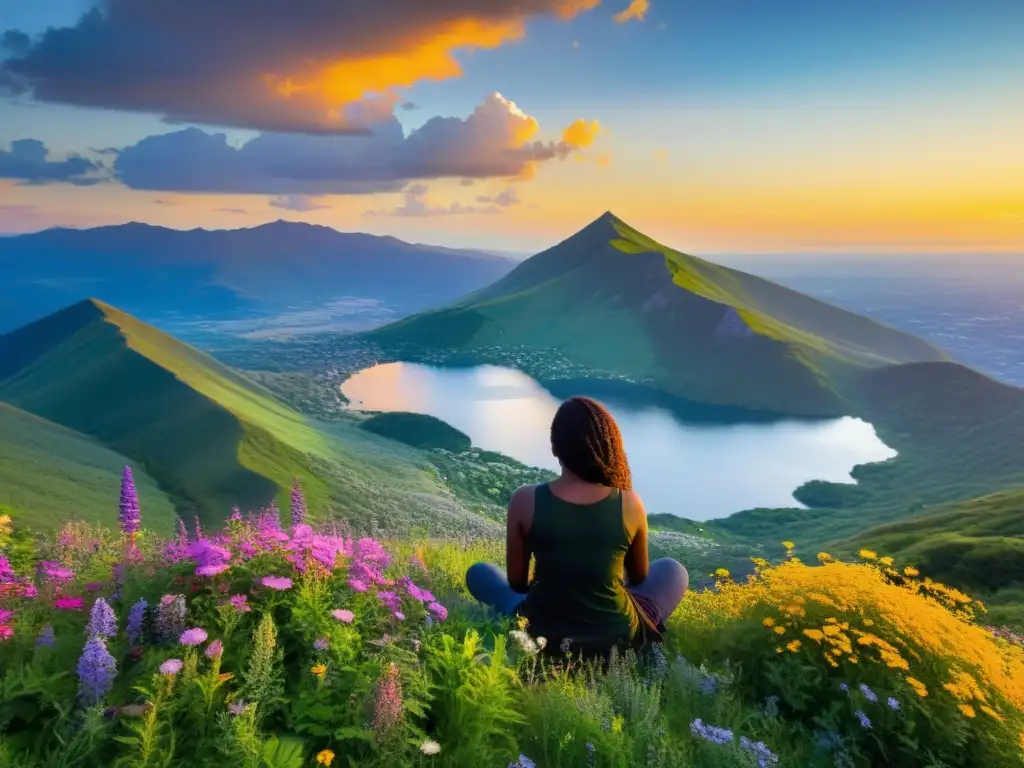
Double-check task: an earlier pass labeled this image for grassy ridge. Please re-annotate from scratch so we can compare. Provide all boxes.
[0,300,473,532]
[0,403,177,533]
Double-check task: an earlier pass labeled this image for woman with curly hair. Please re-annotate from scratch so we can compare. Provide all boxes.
[466,396,688,655]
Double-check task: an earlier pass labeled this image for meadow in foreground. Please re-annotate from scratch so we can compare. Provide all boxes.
[0,469,1021,767]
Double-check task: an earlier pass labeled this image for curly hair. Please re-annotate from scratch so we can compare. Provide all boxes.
[550,396,632,490]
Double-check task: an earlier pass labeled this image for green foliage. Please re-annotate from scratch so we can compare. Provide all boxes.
[359,412,472,453]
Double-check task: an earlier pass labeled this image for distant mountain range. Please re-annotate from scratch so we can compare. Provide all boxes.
[367,212,946,416]
[0,221,516,335]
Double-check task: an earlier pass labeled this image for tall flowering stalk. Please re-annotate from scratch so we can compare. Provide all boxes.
[119,465,141,540]
[77,636,117,704]
[290,478,307,527]
[86,597,117,639]
[372,662,404,738]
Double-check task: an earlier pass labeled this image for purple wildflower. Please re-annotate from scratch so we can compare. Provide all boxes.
[394,611,405,621]
[690,719,734,745]
[160,658,183,676]
[740,737,779,767]
[86,597,118,639]
[332,609,355,624]
[205,639,223,659]
[378,590,401,612]
[261,576,293,591]
[86,582,105,592]
[39,561,75,585]
[887,697,900,711]
[858,683,878,703]
[155,595,187,643]
[314,637,329,651]
[36,625,55,648]
[119,466,141,536]
[839,682,850,693]
[372,662,404,736]
[428,602,448,622]
[854,710,872,729]
[229,594,251,613]
[126,599,147,646]
[509,757,536,768]
[77,637,117,704]
[55,596,84,610]
[348,578,368,593]
[229,505,243,522]
[180,627,208,646]
[290,478,307,527]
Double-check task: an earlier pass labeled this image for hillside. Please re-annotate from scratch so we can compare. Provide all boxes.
[0,221,515,335]
[839,489,1024,626]
[0,403,177,533]
[366,212,945,416]
[0,299,481,532]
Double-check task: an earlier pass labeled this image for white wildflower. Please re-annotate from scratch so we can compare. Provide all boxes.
[420,739,441,755]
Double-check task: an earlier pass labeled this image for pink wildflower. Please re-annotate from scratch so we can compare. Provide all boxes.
[261,576,293,591]
[179,627,208,646]
[229,594,251,613]
[55,596,84,610]
[372,662,404,736]
[0,625,13,641]
[332,609,354,624]
[348,578,368,593]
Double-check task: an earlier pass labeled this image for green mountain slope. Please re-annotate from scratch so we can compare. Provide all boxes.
[367,212,945,416]
[0,403,177,533]
[839,489,1024,626]
[0,299,453,528]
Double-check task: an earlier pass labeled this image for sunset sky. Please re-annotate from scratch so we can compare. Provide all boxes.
[1,0,1022,254]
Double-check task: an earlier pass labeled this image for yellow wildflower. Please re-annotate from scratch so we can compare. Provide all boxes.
[816,552,832,562]
[311,664,327,679]
[879,556,894,566]
[775,646,784,654]
[958,704,976,718]
[980,705,1003,722]
[863,618,874,627]
[773,626,786,635]
[858,549,877,560]
[782,541,795,550]
[803,629,825,643]
[786,640,801,653]
[906,677,929,698]
[611,715,624,734]
[714,568,730,579]
[762,617,776,628]
[316,749,335,766]
[848,656,859,664]
[903,566,919,577]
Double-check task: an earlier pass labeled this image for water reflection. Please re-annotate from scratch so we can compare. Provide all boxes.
[342,362,896,521]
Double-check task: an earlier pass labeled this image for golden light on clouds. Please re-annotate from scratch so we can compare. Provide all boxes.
[561,119,601,148]
[264,2,602,123]
[614,0,650,24]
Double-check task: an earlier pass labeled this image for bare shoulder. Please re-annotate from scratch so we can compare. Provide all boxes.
[621,489,648,527]
[508,484,538,521]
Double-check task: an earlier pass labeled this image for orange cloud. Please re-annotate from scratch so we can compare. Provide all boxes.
[562,119,602,149]
[4,0,606,134]
[614,0,650,23]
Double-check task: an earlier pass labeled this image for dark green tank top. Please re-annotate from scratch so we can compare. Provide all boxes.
[522,483,640,651]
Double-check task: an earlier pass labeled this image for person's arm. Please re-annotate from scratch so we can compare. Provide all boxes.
[623,490,650,586]
[506,485,535,594]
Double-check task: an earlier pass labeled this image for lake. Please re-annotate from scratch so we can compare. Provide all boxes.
[342,362,896,521]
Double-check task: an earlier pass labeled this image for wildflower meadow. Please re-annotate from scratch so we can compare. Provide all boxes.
[0,469,1021,767]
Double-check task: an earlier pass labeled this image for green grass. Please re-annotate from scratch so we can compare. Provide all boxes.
[0,403,177,534]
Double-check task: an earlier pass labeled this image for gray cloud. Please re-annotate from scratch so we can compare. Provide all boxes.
[367,185,501,217]
[112,93,587,194]
[1,0,601,134]
[477,187,521,207]
[269,195,330,212]
[0,139,102,185]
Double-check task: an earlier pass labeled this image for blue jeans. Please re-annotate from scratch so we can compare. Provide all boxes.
[465,558,689,625]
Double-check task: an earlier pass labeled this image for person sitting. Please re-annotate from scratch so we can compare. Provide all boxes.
[465,395,689,658]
